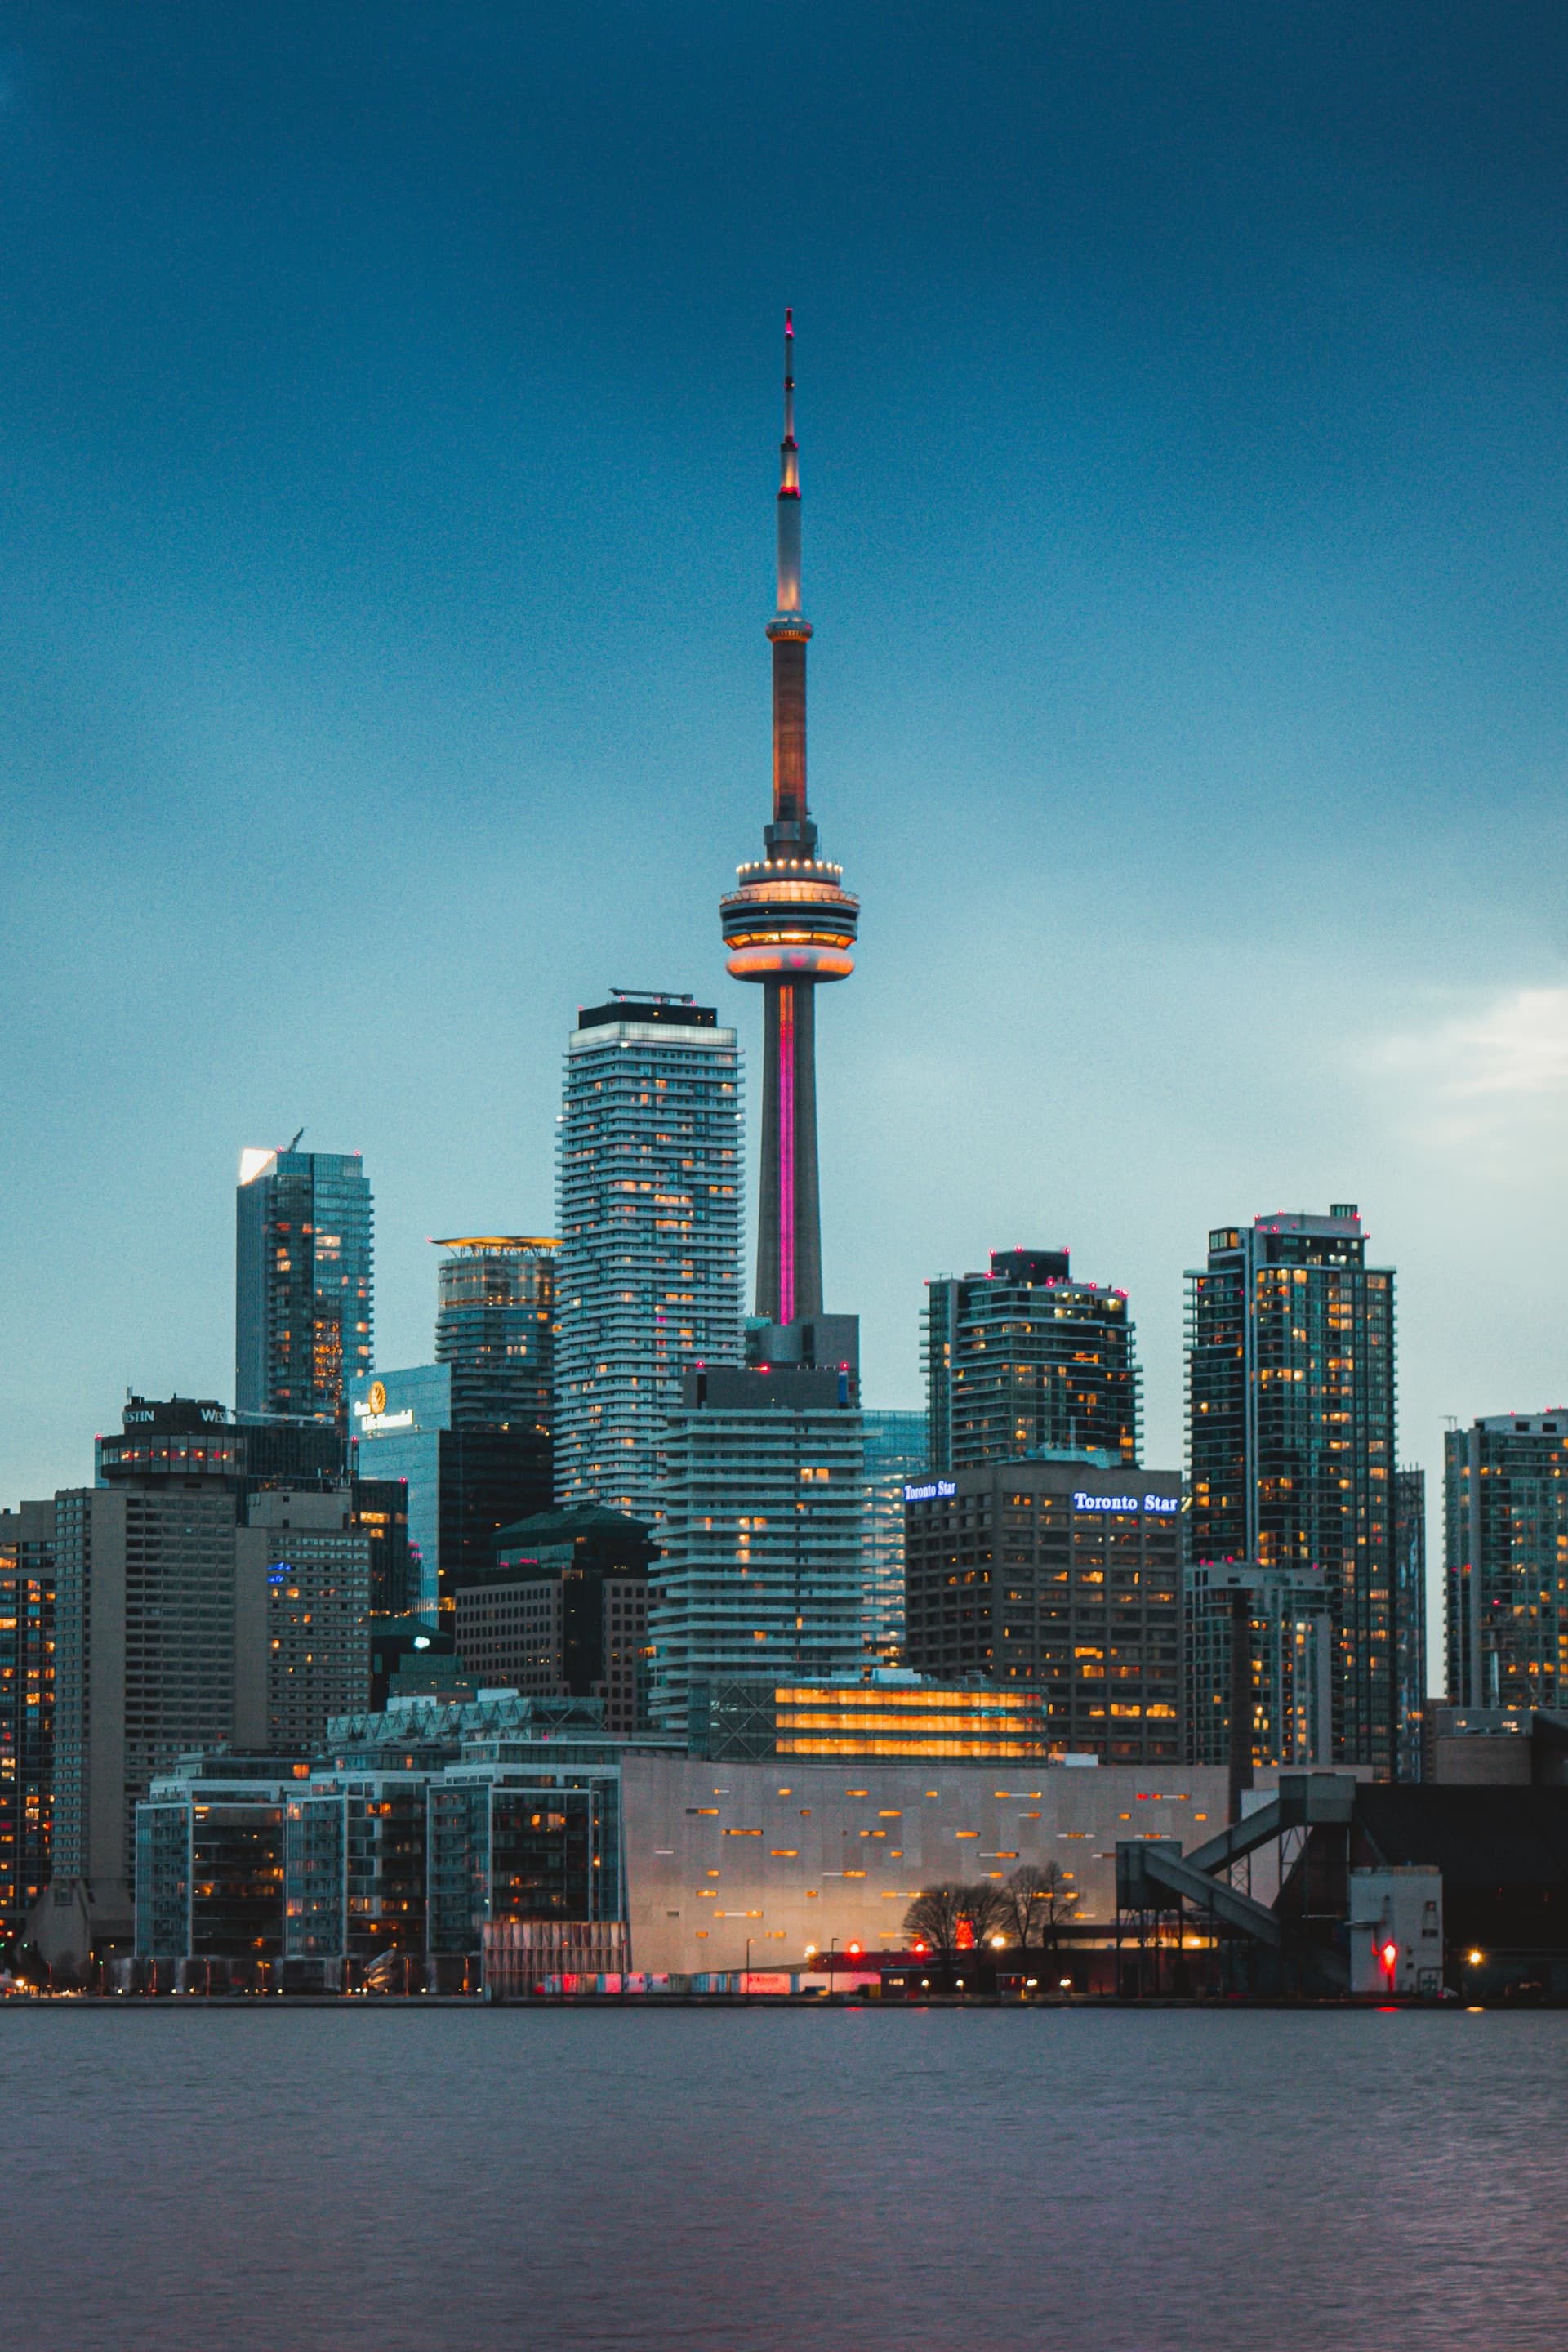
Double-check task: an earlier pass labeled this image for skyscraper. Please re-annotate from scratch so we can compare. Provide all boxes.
[1394,1466,1428,1780]
[720,313,858,1326]
[925,1250,1142,1475]
[555,992,744,1523]
[236,1144,373,1434]
[1445,1411,1568,1713]
[433,1236,558,1437]
[861,1407,928,1657]
[648,1361,865,1736]
[1186,1207,1397,1773]
[0,1503,55,1931]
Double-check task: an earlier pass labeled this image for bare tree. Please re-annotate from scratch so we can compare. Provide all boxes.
[996,1861,1078,1958]
[902,1881,1013,1965]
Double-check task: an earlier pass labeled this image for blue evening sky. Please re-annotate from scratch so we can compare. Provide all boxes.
[2,5,1566,1649]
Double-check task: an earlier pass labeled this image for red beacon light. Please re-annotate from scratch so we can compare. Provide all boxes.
[1379,1937,1399,1980]
[846,1941,862,1958]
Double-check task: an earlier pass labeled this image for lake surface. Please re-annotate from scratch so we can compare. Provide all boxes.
[2,2005,1565,2350]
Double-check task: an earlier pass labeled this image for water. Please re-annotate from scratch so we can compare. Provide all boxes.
[2,2005,1565,2350]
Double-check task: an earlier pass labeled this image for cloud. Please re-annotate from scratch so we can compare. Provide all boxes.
[1368,984,1568,1154]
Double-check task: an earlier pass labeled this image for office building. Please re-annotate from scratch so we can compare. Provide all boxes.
[862,1408,927,1657]
[51,1472,243,1947]
[350,1364,551,1615]
[555,993,743,1523]
[433,1236,558,1437]
[1395,1467,1428,1781]
[688,1671,1047,1760]
[1187,1207,1397,1774]
[648,1361,865,1739]
[924,1250,1141,1475]
[453,1503,655,1736]
[234,1490,372,1755]
[0,1503,55,1929]
[235,1143,372,1434]
[97,1394,345,1491]
[903,1457,1183,1764]
[1183,1562,1334,1774]
[1445,1410,1568,1713]
[719,312,858,1328]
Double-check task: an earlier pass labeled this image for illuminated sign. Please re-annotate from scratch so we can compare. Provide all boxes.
[368,1380,387,1415]
[267,1564,290,1585]
[1073,1491,1180,1516]
[903,1480,957,1503]
[358,1409,413,1434]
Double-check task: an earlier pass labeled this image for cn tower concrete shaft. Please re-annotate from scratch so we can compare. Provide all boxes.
[719,313,858,1327]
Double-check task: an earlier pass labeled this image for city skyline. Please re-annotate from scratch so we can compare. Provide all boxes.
[3,7,1567,1650]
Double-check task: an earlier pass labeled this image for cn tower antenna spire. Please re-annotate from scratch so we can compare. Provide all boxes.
[777,308,802,616]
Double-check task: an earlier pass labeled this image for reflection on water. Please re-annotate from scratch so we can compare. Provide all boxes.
[3,2006,1563,2350]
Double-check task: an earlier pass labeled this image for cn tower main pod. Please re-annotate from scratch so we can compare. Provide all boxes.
[720,314,860,1325]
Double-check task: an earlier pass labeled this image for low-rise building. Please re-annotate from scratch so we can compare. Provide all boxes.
[453,1504,655,1735]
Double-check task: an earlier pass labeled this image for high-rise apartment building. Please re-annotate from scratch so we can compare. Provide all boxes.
[1186,1206,1397,1774]
[1395,1467,1428,1781]
[433,1236,558,1437]
[555,993,743,1523]
[903,1458,1183,1763]
[648,1362,865,1738]
[236,1145,372,1434]
[862,1408,928,1657]
[1445,1411,1568,1713]
[925,1250,1141,1475]
[0,1503,56,1929]
[1183,1561,1334,1776]
[234,1490,372,1754]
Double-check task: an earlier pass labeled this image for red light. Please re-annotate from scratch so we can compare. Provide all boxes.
[1380,1939,1398,1974]
[847,1942,862,1958]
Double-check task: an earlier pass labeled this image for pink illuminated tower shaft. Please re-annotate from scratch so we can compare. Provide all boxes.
[720,314,858,1328]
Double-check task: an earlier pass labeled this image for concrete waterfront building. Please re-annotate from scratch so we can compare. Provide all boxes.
[1445,1410,1568,1713]
[648,1361,865,1739]
[350,1364,551,1616]
[719,314,858,1330]
[555,993,744,1524]
[861,1409,927,1657]
[234,1490,372,1755]
[924,1250,1141,1476]
[903,1457,1183,1763]
[1187,1207,1399,1775]
[1183,1561,1334,1777]
[433,1236,558,1441]
[235,1143,373,1435]
[452,1503,656,1736]
[0,1503,56,1931]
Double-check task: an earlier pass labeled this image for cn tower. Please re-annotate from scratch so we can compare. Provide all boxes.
[721,314,860,1326]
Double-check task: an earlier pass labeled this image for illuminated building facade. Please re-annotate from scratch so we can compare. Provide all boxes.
[689,1672,1046,1761]
[720,314,858,1328]
[1187,1207,1398,1773]
[433,1236,558,1438]
[1445,1411,1568,1713]
[555,993,744,1524]
[903,1458,1183,1763]
[862,1408,927,1655]
[236,1145,373,1435]
[1183,1561,1333,1772]
[648,1362,865,1738]
[234,1490,372,1755]
[924,1250,1141,1475]
[0,1503,55,1929]
[350,1364,551,1615]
